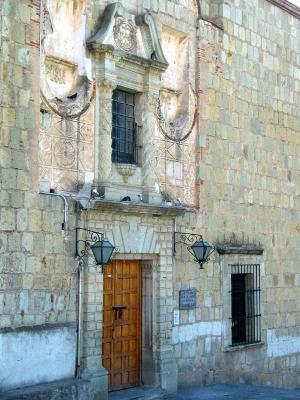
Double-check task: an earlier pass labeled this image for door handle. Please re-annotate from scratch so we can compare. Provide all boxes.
[112,306,127,311]
[112,306,127,320]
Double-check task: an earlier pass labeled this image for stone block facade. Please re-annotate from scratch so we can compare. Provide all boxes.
[0,0,300,398]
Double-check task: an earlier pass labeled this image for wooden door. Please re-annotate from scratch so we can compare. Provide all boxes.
[102,260,141,391]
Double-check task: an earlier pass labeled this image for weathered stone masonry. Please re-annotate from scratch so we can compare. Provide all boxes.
[0,0,78,389]
[0,0,300,398]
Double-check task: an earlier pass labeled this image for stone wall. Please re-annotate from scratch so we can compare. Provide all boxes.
[170,0,300,389]
[1,0,300,394]
[0,0,78,389]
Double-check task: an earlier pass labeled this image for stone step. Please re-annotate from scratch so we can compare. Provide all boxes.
[0,378,90,400]
[108,386,167,400]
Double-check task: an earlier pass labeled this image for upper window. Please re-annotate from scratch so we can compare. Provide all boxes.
[112,89,137,164]
[230,264,261,346]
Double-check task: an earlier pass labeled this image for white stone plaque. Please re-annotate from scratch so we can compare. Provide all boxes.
[173,309,180,326]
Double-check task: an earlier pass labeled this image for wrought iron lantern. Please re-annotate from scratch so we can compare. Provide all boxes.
[76,228,117,272]
[173,232,215,269]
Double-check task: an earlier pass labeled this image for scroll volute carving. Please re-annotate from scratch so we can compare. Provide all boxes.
[41,0,94,119]
[157,28,197,143]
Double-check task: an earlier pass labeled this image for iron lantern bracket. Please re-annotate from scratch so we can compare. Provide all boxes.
[173,231,215,269]
[75,228,117,272]
[173,231,203,257]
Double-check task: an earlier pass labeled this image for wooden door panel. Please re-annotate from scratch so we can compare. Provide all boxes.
[102,260,141,391]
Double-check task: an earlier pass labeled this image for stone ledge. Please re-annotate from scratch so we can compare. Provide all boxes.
[0,321,76,334]
[224,341,265,352]
[92,199,196,217]
[0,378,90,400]
[216,244,264,255]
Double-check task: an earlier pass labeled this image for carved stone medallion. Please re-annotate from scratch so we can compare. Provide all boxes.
[53,140,76,168]
[113,17,136,52]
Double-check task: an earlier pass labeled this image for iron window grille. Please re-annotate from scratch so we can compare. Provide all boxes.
[230,264,261,346]
[112,89,138,164]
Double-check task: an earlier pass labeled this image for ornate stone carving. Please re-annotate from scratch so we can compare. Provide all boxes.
[38,135,52,166]
[94,79,117,185]
[156,87,197,143]
[44,56,77,85]
[40,3,94,120]
[46,65,65,85]
[53,140,76,169]
[141,91,158,190]
[115,163,137,183]
[87,3,168,67]
[39,104,95,193]
[113,17,136,52]
[107,220,159,254]
[154,125,197,206]
[136,13,168,65]
[41,78,95,119]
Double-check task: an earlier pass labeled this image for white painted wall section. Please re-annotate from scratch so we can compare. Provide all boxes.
[0,325,76,390]
[172,321,222,344]
[267,329,300,357]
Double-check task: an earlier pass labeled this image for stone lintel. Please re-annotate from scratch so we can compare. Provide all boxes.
[216,244,264,255]
[92,199,196,216]
[87,43,115,56]
[44,55,77,70]
[116,50,168,72]
[88,43,168,72]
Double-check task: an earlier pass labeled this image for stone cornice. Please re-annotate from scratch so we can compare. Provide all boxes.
[267,0,300,18]
[216,244,264,255]
[91,199,196,216]
[44,55,77,70]
[135,12,168,65]
[116,50,168,72]
[88,43,168,73]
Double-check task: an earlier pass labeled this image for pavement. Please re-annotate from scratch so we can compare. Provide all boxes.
[108,384,300,400]
[167,384,300,400]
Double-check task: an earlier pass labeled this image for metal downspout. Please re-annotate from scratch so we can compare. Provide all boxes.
[75,258,84,377]
[39,191,83,377]
[74,210,87,378]
[39,192,69,230]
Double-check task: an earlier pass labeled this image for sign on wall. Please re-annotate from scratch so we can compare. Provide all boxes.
[173,309,180,325]
[179,289,197,310]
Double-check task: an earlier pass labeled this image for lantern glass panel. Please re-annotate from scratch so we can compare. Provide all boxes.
[191,241,206,262]
[91,240,115,265]
[203,241,212,261]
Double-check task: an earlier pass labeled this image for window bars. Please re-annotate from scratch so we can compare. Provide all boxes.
[230,264,261,346]
[112,89,138,164]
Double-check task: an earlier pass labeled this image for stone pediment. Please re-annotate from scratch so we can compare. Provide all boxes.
[87,2,168,67]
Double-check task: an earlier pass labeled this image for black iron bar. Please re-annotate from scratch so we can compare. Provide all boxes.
[230,263,261,346]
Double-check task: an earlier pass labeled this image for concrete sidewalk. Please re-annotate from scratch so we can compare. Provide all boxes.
[167,384,300,399]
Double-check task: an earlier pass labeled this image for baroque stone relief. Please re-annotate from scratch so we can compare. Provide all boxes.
[41,0,94,119]
[154,27,197,206]
[157,86,197,142]
[87,2,168,64]
[39,105,95,193]
[39,0,95,192]
[106,217,159,254]
[113,16,137,52]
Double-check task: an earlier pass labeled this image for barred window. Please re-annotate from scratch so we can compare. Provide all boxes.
[112,89,137,164]
[230,264,261,346]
